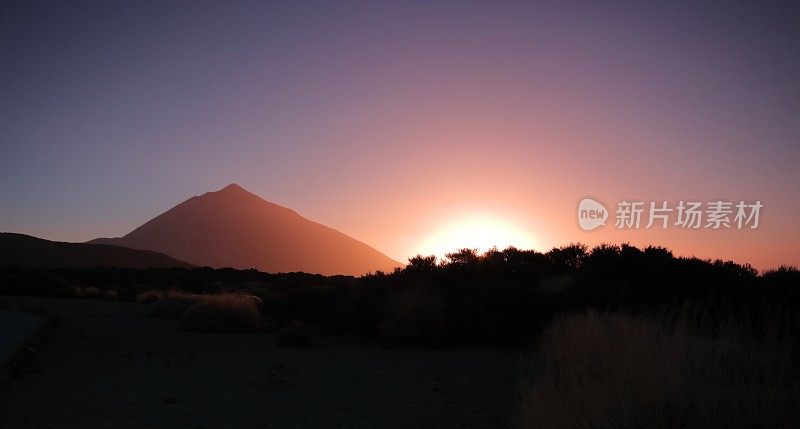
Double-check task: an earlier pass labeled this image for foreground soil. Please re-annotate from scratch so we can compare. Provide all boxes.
[0,309,45,368]
[0,296,523,428]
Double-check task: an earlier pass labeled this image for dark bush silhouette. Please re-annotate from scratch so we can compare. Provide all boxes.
[380,285,450,346]
[276,321,312,347]
[178,294,261,332]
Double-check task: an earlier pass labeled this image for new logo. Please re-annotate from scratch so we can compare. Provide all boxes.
[578,198,608,231]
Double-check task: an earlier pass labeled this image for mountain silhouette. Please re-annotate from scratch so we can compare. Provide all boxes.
[0,233,192,269]
[89,184,402,275]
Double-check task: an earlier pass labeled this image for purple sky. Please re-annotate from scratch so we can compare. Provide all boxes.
[1,1,799,269]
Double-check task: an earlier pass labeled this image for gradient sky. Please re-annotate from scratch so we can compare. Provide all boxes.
[1,1,799,270]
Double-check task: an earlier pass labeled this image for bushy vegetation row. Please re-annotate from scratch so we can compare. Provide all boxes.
[357,244,800,345]
[1,243,798,345]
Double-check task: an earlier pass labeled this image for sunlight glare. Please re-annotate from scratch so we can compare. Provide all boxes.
[417,216,537,258]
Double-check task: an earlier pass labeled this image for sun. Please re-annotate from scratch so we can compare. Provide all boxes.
[416,216,537,258]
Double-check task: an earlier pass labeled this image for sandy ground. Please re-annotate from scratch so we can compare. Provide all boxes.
[0,309,46,367]
[0,296,524,428]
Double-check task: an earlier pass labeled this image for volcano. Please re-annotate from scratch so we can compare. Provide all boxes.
[89,184,401,275]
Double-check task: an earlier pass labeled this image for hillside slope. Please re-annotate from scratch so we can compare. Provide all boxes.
[0,233,192,269]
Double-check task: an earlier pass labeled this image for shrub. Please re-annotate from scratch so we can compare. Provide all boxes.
[276,321,312,347]
[520,308,800,429]
[257,284,346,335]
[178,294,261,332]
[135,289,165,303]
[70,286,102,299]
[379,286,450,346]
[148,292,203,319]
[343,279,391,340]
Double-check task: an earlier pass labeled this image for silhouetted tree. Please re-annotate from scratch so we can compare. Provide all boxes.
[546,243,587,270]
[406,255,437,272]
[445,248,480,266]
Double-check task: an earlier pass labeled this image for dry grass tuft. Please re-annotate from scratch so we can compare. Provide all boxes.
[135,289,166,303]
[520,308,800,429]
[178,294,261,332]
[148,291,203,319]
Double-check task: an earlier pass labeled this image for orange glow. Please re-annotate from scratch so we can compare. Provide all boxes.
[416,216,538,258]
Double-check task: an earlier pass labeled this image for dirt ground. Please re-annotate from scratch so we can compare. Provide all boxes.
[0,296,524,428]
[0,309,45,367]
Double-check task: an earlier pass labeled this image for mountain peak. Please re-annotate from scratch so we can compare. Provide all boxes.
[207,183,256,200]
[218,183,246,193]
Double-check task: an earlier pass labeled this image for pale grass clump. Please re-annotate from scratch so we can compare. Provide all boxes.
[70,286,117,300]
[147,290,203,319]
[135,288,166,303]
[520,308,800,429]
[178,294,261,332]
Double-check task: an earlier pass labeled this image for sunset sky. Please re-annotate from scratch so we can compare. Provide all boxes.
[1,1,798,270]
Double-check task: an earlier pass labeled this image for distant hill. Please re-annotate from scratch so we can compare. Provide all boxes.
[89,184,402,275]
[0,233,192,269]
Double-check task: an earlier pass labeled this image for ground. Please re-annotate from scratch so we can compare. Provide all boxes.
[0,296,523,428]
[0,309,45,368]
